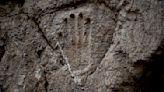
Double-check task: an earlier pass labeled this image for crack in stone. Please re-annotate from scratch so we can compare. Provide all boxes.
[31,16,55,51]
[0,36,6,62]
[43,70,48,92]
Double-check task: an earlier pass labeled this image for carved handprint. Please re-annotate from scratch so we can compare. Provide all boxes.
[59,12,92,72]
[46,5,115,85]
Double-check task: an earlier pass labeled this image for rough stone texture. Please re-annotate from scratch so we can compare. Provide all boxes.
[0,0,163,92]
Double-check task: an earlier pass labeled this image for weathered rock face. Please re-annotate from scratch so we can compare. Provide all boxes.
[0,0,163,92]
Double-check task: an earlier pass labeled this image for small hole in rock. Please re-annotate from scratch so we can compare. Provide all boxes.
[85,18,91,24]
[63,18,67,22]
[70,14,75,18]
[78,12,83,18]
[59,60,65,66]
[55,45,59,50]
[37,49,44,58]
[58,32,63,37]
[84,32,87,35]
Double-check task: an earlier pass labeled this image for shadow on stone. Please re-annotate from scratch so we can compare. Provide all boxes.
[0,0,25,7]
[135,40,164,92]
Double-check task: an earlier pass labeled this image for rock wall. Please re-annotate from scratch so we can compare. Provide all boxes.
[0,0,163,92]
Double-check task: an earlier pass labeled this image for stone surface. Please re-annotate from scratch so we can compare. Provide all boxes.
[0,0,164,92]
